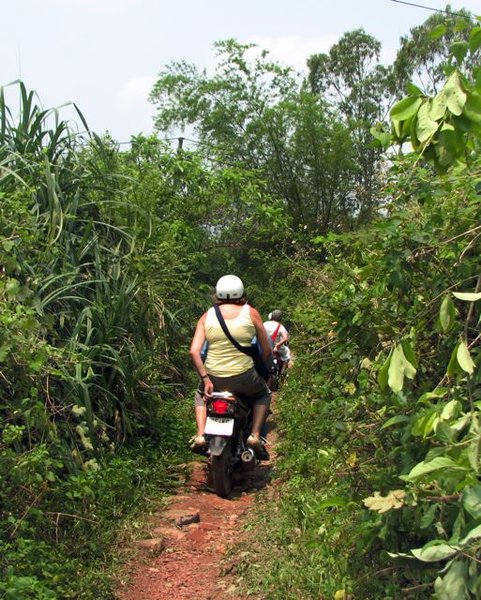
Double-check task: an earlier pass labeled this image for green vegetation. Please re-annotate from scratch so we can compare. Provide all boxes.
[0,82,199,598]
[236,13,481,600]
[0,80,293,598]
[2,6,481,599]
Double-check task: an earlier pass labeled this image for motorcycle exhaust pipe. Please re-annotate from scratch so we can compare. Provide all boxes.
[241,449,256,471]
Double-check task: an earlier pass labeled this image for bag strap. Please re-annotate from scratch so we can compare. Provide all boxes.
[271,322,281,343]
[213,305,252,356]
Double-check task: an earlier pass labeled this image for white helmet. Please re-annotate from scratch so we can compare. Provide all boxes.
[216,274,244,300]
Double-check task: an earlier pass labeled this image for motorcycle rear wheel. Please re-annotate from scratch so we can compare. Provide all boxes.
[270,372,280,391]
[270,361,283,391]
[212,446,233,498]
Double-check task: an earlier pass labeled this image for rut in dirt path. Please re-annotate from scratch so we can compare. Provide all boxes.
[116,418,277,600]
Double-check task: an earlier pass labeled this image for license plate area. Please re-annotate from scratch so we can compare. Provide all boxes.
[205,416,234,436]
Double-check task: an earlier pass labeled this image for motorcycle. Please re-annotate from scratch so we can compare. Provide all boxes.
[269,351,284,392]
[203,391,267,498]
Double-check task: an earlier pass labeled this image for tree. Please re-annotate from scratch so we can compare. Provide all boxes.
[391,6,481,96]
[150,39,296,162]
[307,30,391,222]
[259,92,357,232]
[149,39,363,234]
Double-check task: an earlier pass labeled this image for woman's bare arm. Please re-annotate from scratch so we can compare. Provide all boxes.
[189,313,214,395]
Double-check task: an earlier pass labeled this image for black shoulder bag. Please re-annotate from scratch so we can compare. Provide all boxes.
[213,305,270,381]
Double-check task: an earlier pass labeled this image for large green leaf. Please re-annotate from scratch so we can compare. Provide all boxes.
[388,346,405,393]
[402,456,467,482]
[438,127,462,160]
[390,96,423,122]
[370,125,391,148]
[469,27,481,53]
[406,82,424,96]
[440,399,461,421]
[381,415,410,430]
[462,485,481,519]
[431,89,448,121]
[444,71,467,116]
[411,542,459,562]
[418,388,449,403]
[464,91,481,124]
[388,344,416,393]
[401,340,418,369]
[378,350,391,391]
[452,291,481,301]
[412,410,438,439]
[450,41,469,65]
[440,295,456,331]
[434,560,470,600]
[452,414,472,433]
[392,117,402,139]
[459,523,481,546]
[435,421,456,444]
[416,101,439,143]
[420,503,438,529]
[447,343,462,376]
[467,438,480,473]
[402,353,417,381]
[457,341,475,375]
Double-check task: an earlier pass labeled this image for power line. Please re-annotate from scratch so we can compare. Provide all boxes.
[388,0,474,19]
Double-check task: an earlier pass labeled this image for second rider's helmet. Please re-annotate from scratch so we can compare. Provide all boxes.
[216,274,245,300]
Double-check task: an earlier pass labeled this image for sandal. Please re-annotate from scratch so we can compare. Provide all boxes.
[246,434,269,460]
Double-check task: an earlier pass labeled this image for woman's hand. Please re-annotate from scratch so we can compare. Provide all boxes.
[203,377,214,397]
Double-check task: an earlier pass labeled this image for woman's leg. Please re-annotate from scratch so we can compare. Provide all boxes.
[195,404,207,436]
[251,404,269,438]
[191,388,207,448]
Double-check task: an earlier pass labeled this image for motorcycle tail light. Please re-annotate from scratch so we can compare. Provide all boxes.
[211,399,230,414]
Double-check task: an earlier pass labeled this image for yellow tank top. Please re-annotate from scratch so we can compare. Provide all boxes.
[204,304,255,377]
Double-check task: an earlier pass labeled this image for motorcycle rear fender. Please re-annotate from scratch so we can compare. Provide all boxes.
[209,435,229,456]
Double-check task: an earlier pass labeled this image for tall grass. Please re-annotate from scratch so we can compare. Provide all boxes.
[0,82,189,599]
[0,81,164,463]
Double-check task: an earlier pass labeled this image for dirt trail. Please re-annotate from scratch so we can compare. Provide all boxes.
[116,417,276,600]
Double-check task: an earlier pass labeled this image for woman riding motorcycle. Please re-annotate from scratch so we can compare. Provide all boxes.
[189,275,272,455]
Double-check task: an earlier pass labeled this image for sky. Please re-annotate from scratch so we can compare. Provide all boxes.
[2,0,480,142]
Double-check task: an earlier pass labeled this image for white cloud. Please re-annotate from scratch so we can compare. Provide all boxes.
[115,75,157,112]
[243,35,338,74]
